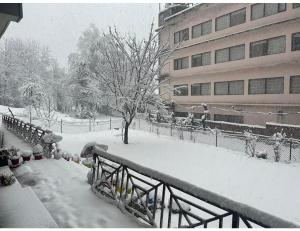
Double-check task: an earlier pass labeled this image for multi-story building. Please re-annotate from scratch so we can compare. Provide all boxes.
[158,3,300,126]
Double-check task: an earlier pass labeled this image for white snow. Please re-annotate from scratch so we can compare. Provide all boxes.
[59,129,300,225]
[0,166,58,228]
[12,159,143,228]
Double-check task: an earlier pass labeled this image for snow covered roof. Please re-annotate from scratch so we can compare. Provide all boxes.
[0,4,23,39]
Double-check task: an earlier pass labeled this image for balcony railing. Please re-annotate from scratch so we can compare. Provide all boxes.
[90,145,299,228]
[2,115,46,145]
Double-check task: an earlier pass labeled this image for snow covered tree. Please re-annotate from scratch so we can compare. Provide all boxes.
[93,23,170,144]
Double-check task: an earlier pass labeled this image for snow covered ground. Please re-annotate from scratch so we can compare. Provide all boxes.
[59,129,300,225]
[12,159,143,228]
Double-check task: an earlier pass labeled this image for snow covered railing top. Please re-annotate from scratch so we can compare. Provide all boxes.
[90,145,298,228]
[2,115,46,146]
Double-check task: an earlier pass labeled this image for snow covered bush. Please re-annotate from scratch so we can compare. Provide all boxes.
[21,150,32,161]
[244,131,258,157]
[82,158,93,168]
[33,144,43,160]
[0,171,16,186]
[72,154,81,163]
[272,131,286,162]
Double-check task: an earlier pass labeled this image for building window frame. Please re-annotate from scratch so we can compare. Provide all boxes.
[293,3,300,8]
[214,80,244,95]
[250,35,286,58]
[215,8,246,31]
[191,52,211,67]
[174,28,189,44]
[174,57,189,70]
[292,32,300,51]
[215,44,245,64]
[191,82,211,96]
[290,75,300,94]
[192,20,212,38]
[251,3,286,20]
[173,84,188,96]
[248,77,284,94]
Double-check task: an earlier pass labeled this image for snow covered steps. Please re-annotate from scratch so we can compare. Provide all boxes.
[0,166,58,228]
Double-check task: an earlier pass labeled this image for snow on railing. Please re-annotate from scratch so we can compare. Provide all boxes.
[88,145,299,228]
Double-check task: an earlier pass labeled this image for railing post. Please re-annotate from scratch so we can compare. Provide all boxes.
[289,139,292,161]
[60,119,63,133]
[110,117,112,130]
[232,213,240,228]
[215,131,218,147]
[89,119,91,132]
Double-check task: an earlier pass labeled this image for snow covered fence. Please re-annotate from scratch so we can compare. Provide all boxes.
[2,115,46,146]
[88,145,299,228]
[138,120,300,163]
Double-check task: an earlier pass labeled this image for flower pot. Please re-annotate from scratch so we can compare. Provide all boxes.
[34,154,43,160]
[11,158,20,165]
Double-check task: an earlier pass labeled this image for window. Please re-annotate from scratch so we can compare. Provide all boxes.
[251,3,286,20]
[214,114,244,124]
[248,77,284,94]
[214,80,244,95]
[174,84,188,96]
[293,3,300,8]
[192,20,212,38]
[290,76,300,93]
[216,8,246,31]
[174,57,189,70]
[174,111,188,117]
[174,28,189,44]
[292,32,300,51]
[191,82,211,96]
[250,36,286,58]
[191,52,211,67]
[215,44,245,63]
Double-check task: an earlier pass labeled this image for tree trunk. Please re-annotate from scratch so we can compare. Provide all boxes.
[123,121,130,144]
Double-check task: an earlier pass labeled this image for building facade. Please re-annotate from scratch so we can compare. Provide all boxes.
[158,3,300,126]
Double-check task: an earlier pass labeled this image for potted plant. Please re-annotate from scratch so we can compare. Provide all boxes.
[62,152,71,161]
[0,171,16,186]
[21,150,32,161]
[32,144,43,160]
[72,154,80,164]
[8,147,22,168]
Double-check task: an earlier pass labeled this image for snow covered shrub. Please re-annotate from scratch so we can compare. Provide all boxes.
[244,131,258,157]
[82,158,93,168]
[255,150,268,159]
[33,144,43,160]
[21,150,32,161]
[72,154,81,163]
[0,172,16,186]
[8,147,22,167]
[272,131,286,162]
[62,152,71,161]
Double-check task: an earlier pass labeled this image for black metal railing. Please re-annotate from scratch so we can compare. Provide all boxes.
[2,115,46,146]
[90,146,298,228]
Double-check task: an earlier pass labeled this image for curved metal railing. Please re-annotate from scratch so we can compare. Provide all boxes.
[90,146,299,228]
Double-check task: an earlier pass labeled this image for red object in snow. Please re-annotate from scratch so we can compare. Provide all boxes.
[11,158,19,165]
[22,156,31,161]
[34,155,43,160]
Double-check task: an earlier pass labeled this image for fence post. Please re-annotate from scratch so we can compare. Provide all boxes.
[232,213,240,228]
[138,118,141,129]
[110,117,112,130]
[215,130,218,147]
[89,119,91,132]
[60,119,63,133]
[289,139,292,161]
[170,124,173,136]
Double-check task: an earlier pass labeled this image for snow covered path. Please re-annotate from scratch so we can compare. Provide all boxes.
[60,129,300,225]
[1,126,32,151]
[13,159,142,228]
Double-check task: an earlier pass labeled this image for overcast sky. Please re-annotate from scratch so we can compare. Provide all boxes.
[3,3,159,67]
